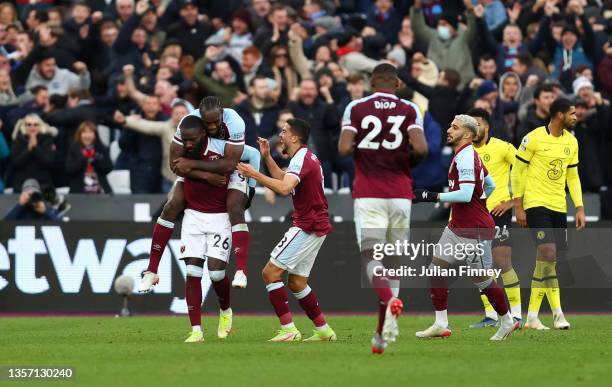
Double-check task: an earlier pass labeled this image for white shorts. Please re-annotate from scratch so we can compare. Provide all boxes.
[228,170,248,195]
[180,209,232,262]
[269,227,326,277]
[354,198,412,251]
[435,227,493,270]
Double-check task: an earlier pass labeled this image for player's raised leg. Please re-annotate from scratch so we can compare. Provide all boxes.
[262,262,301,342]
[140,152,187,293]
[226,180,250,289]
[184,258,205,343]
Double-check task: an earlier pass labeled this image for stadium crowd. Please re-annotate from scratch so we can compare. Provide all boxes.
[0,0,610,199]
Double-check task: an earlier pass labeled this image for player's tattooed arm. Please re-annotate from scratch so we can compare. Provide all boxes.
[338,130,356,156]
[237,162,298,196]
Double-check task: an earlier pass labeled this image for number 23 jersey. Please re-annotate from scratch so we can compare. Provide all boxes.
[341,92,423,200]
[515,126,579,213]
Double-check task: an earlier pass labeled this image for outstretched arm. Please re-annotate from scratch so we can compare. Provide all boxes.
[237,162,298,196]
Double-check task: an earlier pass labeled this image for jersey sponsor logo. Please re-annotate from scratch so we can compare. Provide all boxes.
[459,168,474,181]
[547,159,563,180]
[374,101,397,109]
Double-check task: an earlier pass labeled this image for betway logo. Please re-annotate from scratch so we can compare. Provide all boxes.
[0,225,188,295]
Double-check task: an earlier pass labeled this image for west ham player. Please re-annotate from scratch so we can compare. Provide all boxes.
[139,97,259,293]
[237,119,336,342]
[177,115,235,343]
[413,114,519,341]
[468,108,522,328]
[338,63,428,354]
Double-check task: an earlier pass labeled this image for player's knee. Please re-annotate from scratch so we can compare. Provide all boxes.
[287,276,306,292]
[538,245,556,261]
[261,266,278,284]
[186,264,203,278]
[209,269,226,282]
[473,277,493,290]
[163,196,185,219]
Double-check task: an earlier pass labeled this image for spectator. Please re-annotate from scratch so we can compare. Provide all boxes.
[336,27,380,76]
[573,99,606,193]
[117,94,163,193]
[253,4,291,57]
[166,0,213,60]
[0,68,18,106]
[115,0,135,26]
[114,99,192,192]
[366,0,403,45]
[234,75,280,144]
[4,85,49,138]
[10,114,57,192]
[410,0,477,88]
[4,178,60,221]
[476,54,498,82]
[0,2,21,29]
[194,55,242,108]
[498,71,522,142]
[65,121,113,194]
[226,9,254,65]
[288,78,339,189]
[269,44,304,106]
[240,46,272,91]
[25,52,91,97]
[0,128,8,192]
[597,39,612,98]
[110,0,151,82]
[517,84,555,144]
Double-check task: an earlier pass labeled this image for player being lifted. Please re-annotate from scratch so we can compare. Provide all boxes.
[467,108,522,328]
[512,98,585,330]
[413,114,519,341]
[338,63,428,354]
[237,119,336,342]
[176,116,237,343]
[139,97,260,293]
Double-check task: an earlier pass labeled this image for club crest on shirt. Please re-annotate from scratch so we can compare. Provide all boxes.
[564,147,571,156]
[536,230,546,240]
[483,154,490,162]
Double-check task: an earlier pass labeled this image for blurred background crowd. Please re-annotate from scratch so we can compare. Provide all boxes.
[0,0,610,207]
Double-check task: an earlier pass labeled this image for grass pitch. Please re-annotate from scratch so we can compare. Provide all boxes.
[1,315,610,387]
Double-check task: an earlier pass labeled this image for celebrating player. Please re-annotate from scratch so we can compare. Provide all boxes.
[176,116,236,343]
[468,108,522,328]
[139,96,259,293]
[338,63,428,354]
[512,98,585,330]
[237,119,336,342]
[413,114,519,341]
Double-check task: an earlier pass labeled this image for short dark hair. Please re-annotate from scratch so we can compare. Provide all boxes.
[372,63,398,82]
[466,107,491,127]
[199,96,222,113]
[249,75,268,87]
[442,68,461,89]
[479,54,495,63]
[549,98,573,118]
[179,115,204,132]
[287,118,310,144]
[346,73,365,84]
[534,84,554,100]
[30,85,48,95]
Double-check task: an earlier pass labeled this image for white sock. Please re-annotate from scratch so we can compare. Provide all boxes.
[192,325,202,332]
[552,307,563,316]
[499,312,513,328]
[510,304,522,320]
[435,310,448,328]
[527,311,539,321]
[315,324,329,331]
[485,309,498,320]
[388,279,400,298]
[281,322,295,329]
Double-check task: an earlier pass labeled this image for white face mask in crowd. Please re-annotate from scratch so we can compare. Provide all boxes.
[437,25,451,41]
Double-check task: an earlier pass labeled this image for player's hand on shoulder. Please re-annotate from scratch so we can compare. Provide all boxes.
[413,189,439,203]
